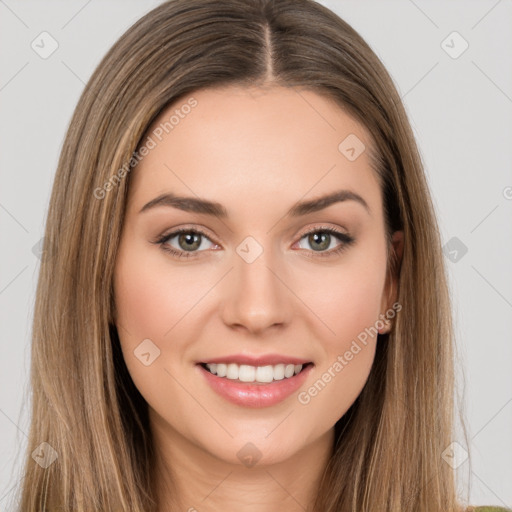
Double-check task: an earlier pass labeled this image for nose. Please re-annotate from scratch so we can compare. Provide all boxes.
[219,246,293,335]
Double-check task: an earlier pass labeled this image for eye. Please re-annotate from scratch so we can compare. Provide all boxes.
[294,226,355,258]
[153,228,218,259]
[152,225,355,260]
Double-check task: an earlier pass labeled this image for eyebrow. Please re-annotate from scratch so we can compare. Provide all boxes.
[138,189,371,217]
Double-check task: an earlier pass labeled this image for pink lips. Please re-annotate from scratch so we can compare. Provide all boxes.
[197,362,314,408]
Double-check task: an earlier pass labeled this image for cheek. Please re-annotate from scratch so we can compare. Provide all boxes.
[296,271,383,424]
[297,338,376,432]
[113,244,193,414]
[291,250,385,418]
[113,242,216,397]
[294,251,386,348]
[114,243,204,340]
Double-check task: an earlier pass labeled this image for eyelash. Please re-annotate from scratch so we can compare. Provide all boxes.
[152,226,355,260]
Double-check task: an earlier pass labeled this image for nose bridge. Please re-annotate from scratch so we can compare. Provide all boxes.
[221,236,292,332]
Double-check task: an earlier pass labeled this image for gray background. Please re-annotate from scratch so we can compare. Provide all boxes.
[1,0,511,509]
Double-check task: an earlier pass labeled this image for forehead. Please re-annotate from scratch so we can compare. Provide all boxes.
[127,85,382,220]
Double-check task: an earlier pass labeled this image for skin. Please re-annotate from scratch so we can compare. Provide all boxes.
[113,85,404,512]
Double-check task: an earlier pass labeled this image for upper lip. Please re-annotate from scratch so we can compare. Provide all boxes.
[199,354,312,366]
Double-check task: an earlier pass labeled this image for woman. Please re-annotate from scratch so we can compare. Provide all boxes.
[15,0,511,511]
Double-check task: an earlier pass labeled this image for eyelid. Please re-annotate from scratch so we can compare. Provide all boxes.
[156,224,219,244]
[295,223,350,238]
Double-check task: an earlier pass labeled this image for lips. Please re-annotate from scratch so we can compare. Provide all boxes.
[197,361,314,408]
[198,354,312,366]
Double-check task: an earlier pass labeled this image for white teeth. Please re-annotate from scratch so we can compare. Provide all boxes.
[205,362,305,382]
[284,364,295,378]
[239,365,256,382]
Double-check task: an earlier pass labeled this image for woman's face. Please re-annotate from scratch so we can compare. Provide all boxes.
[113,85,401,467]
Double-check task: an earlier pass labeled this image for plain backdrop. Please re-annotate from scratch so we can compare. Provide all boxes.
[0,0,511,510]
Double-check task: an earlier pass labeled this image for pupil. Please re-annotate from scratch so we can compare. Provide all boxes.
[310,232,329,251]
[179,233,200,251]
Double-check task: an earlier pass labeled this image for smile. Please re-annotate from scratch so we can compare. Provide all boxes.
[197,362,314,408]
[203,362,307,383]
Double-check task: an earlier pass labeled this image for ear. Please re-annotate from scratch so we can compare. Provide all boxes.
[379,230,404,335]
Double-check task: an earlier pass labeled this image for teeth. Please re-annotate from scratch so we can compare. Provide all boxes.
[205,362,304,382]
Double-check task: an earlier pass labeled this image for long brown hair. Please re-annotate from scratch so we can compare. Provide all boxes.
[15,0,468,510]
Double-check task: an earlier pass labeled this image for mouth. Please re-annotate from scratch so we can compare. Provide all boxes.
[197,361,315,408]
[198,361,314,385]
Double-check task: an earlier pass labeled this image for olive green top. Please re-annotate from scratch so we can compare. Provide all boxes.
[472,507,512,512]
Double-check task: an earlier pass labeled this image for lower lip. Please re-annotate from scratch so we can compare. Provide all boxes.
[197,363,314,408]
